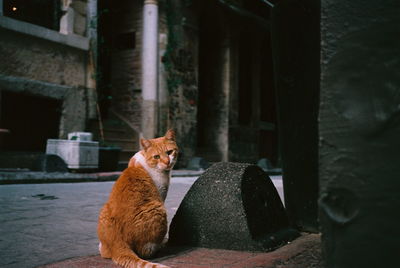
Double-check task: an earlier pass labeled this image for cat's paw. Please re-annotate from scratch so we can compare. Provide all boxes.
[98,242,112,258]
[140,261,170,268]
[152,263,170,268]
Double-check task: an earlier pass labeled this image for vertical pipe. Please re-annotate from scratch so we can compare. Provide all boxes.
[141,0,159,139]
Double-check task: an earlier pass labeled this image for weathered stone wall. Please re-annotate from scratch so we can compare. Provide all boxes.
[164,0,199,167]
[71,0,88,36]
[320,0,400,267]
[108,0,143,131]
[0,29,87,87]
[0,25,91,139]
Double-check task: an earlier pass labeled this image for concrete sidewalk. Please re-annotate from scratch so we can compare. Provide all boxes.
[39,233,322,268]
[0,177,198,268]
[0,168,280,184]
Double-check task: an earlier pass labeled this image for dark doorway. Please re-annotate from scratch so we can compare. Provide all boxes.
[259,34,279,166]
[237,31,253,126]
[97,0,139,119]
[196,3,226,162]
[0,92,61,152]
[196,1,279,165]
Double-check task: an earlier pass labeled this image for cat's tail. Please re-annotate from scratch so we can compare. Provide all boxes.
[111,241,169,268]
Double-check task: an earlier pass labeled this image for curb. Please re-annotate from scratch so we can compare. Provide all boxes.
[39,233,321,268]
[0,170,204,185]
[0,168,281,185]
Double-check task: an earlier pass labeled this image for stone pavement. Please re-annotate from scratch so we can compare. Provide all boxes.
[0,173,287,268]
[40,233,321,268]
[0,176,199,268]
[0,169,204,184]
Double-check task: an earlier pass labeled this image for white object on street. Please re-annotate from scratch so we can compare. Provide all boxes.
[46,138,98,169]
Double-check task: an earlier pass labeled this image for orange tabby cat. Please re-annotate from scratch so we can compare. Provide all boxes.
[98,130,178,268]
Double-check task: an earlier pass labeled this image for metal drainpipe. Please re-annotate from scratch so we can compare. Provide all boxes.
[141,0,159,139]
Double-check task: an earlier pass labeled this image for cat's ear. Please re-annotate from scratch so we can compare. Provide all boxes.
[140,138,152,151]
[164,129,175,141]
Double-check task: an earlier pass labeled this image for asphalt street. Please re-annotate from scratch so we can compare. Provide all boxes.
[0,175,282,268]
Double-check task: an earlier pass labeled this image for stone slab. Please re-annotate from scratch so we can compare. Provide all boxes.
[38,234,321,268]
[169,162,299,251]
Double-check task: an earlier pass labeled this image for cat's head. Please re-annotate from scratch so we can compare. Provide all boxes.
[141,129,179,171]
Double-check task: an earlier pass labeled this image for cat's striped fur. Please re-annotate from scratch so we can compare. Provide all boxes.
[98,130,178,268]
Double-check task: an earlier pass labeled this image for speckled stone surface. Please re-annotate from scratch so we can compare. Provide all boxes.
[40,233,322,268]
[169,162,299,251]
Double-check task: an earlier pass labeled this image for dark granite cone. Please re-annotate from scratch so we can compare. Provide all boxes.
[168,162,299,251]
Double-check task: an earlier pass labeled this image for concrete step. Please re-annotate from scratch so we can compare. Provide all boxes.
[87,114,139,164]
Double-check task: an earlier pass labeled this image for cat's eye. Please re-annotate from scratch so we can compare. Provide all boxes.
[166,150,174,155]
[153,155,160,159]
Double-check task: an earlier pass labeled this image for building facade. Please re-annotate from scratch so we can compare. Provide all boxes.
[0,0,97,153]
[167,0,279,167]
[0,0,279,168]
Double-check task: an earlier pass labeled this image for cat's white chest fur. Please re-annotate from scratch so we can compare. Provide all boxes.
[133,152,171,201]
